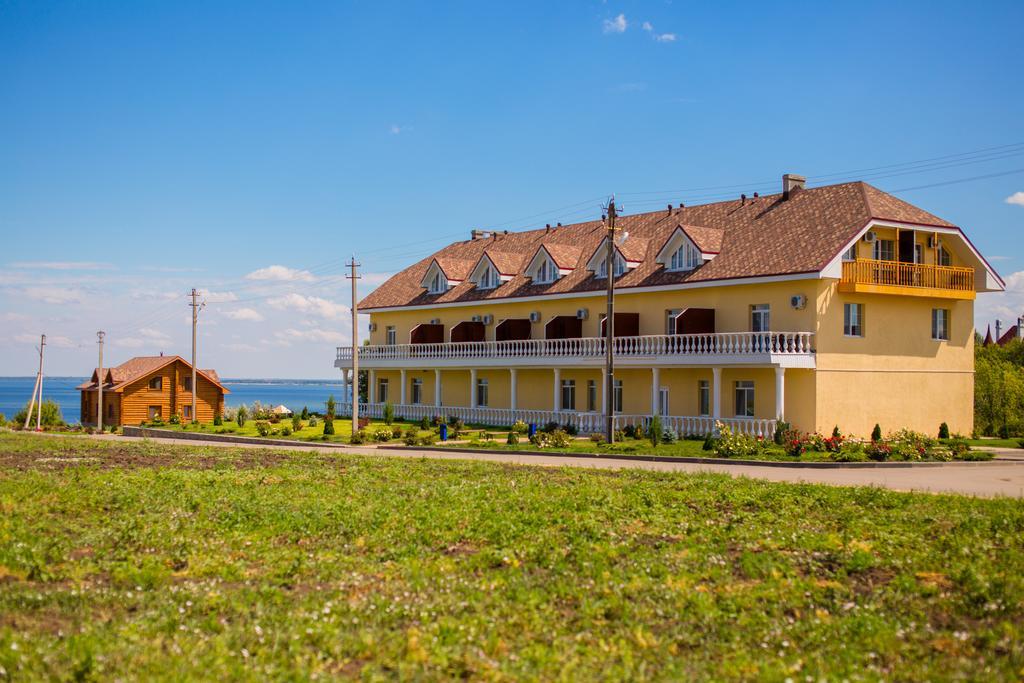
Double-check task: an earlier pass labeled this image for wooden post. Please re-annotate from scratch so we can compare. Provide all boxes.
[97,331,105,430]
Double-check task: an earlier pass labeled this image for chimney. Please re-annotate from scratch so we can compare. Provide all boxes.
[470,229,489,240]
[556,222,562,227]
[783,173,806,200]
[678,202,684,209]
[666,204,672,215]
[753,192,759,199]
[741,193,747,205]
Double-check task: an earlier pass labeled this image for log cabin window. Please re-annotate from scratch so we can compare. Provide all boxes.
[183,405,192,420]
[149,377,162,390]
[183,377,192,391]
[148,406,161,420]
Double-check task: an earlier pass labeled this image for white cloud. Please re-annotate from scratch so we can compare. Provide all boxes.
[223,342,260,352]
[199,290,238,303]
[274,327,347,345]
[113,337,146,349]
[1005,192,1024,207]
[603,13,627,34]
[23,286,84,305]
[268,293,348,320]
[976,270,1024,331]
[641,21,653,31]
[13,333,75,348]
[654,33,676,42]
[9,261,113,270]
[224,307,265,322]
[139,327,171,341]
[245,265,315,282]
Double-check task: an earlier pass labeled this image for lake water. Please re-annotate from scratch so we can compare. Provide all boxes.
[0,377,351,424]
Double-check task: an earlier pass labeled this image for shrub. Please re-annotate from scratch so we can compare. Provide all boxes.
[418,434,437,446]
[404,426,418,438]
[109,425,117,433]
[713,423,759,458]
[403,434,418,446]
[542,421,560,434]
[832,442,867,462]
[14,399,65,428]
[832,425,841,438]
[548,429,571,448]
[0,413,6,427]
[1018,438,1024,449]
[661,429,676,444]
[373,426,393,442]
[268,414,280,424]
[649,415,662,447]
[822,432,844,453]
[383,401,394,425]
[957,449,994,461]
[280,426,292,437]
[254,421,272,437]
[323,417,335,436]
[622,424,639,439]
[168,412,180,425]
[871,423,882,442]
[589,432,606,444]
[420,416,431,430]
[236,405,248,428]
[449,418,465,438]
[325,395,336,421]
[784,432,808,458]
[391,425,403,439]
[998,425,1012,439]
[528,431,545,447]
[482,432,494,441]
[433,415,446,427]
[613,429,626,443]
[511,420,529,434]
[308,416,318,427]
[564,423,579,436]
[150,414,164,427]
[507,431,520,446]
[349,430,365,445]
[865,441,891,461]
[702,434,716,451]
[291,414,301,431]
[939,422,950,439]
[213,413,222,426]
[301,406,309,420]
[946,437,971,458]
[773,421,790,446]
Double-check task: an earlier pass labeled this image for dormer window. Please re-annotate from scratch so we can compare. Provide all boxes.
[669,241,701,271]
[428,271,448,294]
[524,247,566,284]
[536,258,556,284]
[478,265,499,290]
[595,253,626,279]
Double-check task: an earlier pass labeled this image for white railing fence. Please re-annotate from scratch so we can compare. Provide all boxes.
[336,331,813,363]
[338,402,776,438]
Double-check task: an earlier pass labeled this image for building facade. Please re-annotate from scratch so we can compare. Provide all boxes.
[335,176,1003,437]
[78,355,228,426]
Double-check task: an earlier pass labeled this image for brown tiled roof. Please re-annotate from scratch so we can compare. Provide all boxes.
[543,243,583,269]
[359,181,959,310]
[77,356,228,393]
[483,250,525,276]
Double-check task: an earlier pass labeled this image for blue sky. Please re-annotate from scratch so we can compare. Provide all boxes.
[2,0,1023,377]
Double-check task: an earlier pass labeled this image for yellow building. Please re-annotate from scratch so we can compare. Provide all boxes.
[335,175,1003,438]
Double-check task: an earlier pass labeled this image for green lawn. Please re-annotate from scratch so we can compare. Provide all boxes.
[1,433,1022,679]
[147,417,431,443]
[441,435,818,460]
[961,437,1024,449]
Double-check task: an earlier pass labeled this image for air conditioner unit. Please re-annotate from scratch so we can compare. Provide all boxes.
[927,236,941,249]
[369,322,378,332]
[529,311,541,323]
[482,314,494,325]
[790,295,807,310]
[471,315,482,323]
[863,231,877,243]
[429,318,441,325]
[576,308,589,320]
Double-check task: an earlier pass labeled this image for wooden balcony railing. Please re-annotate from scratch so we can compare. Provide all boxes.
[841,259,974,294]
[336,331,814,364]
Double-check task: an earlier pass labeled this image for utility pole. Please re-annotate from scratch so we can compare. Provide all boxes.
[97,331,105,431]
[604,198,619,444]
[347,257,361,432]
[189,289,204,423]
[24,334,45,431]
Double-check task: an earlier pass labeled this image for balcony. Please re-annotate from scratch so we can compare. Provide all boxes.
[335,331,815,370]
[839,259,975,300]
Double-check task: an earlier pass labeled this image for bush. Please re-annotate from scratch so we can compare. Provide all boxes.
[325,395,337,421]
[213,414,222,426]
[13,399,65,428]
[391,425,403,439]
[292,414,302,431]
[946,437,971,458]
[404,425,418,438]
[871,423,882,442]
[236,405,248,428]
[268,414,280,424]
[511,420,528,434]
[622,424,639,439]
[649,415,662,447]
[280,426,292,437]
[301,406,309,420]
[308,416,318,427]
[109,425,117,433]
[169,413,181,425]
[589,432,606,444]
[832,442,867,462]
[832,425,841,438]
[433,415,446,427]
[702,433,716,451]
[482,432,494,441]
[507,431,520,446]
[783,430,808,458]
[957,449,994,461]
[403,434,418,446]
[418,434,437,446]
[1018,438,1024,449]
[939,422,950,439]
[323,417,335,436]
[542,421,560,434]
[349,430,365,445]
[661,429,676,444]
[383,401,394,425]
[613,429,626,443]
[548,429,571,448]
[0,413,6,427]
[773,421,790,446]
[373,426,393,442]
[254,421,272,437]
[564,423,579,436]
[449,418,465,438]
[420,416,431,430]
[865,441,891,461]
[713,423,759,458]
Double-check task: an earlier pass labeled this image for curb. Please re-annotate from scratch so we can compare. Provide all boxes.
[122,426,351,450]
[376,444,1014,469]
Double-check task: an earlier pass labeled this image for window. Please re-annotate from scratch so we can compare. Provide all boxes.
[734,381,755,418]
[873,239,895,261]
[938,247,952,267]
[428,271,448,294]
[377,378,389,403]
[658,387,669,416]
[411,378,422,405]
[932,308,950,341]
[386,326,397,346]
[148,406,162,420]
[535,258,557,284]
[914,244,923,264]
[843,303,864,337]
[148,377,162,390]
[107,403,114,418]
[587,380,597,412]
[596,254,626,279]
[751,304,770,332]
[478,266,499,289]
[476,378,489,407]
[698,380,710,417]
[613,379,623,413]
[183,377,192,391]
[561,380,576,411]
[842,245,857,261]
[183,405,192,420]
[665,309,681,335]
[668,241,701,271]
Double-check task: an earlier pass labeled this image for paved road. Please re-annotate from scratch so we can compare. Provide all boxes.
[55,433,1024,498]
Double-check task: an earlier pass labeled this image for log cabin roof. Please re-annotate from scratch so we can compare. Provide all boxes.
[77,355,229,393]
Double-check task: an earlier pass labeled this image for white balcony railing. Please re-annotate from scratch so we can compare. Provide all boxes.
[340,402,776,439]
[336,331,813,365]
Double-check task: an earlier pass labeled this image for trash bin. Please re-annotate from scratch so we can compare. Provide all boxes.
[528,423,537,438]
[439,423,448,441]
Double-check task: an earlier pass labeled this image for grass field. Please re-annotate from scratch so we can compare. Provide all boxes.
[149,418,429,443]
[1,432,1023,679]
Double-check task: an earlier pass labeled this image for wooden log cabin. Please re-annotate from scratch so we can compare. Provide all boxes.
[77,355,228,426]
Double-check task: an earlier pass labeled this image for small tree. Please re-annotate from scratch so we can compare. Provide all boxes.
[383,401,394,425]
[13,399,64,428]
[236,405,248,428]
[649,415,662,447]
[300,406,309,420]
[292,414,302,431]
[938,422,950,439]
[324,394,336,436]
[832,425,841,438]
[213,413,222,426]
[871,423,882,442]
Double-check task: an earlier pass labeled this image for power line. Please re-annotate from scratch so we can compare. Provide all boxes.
[888,167,1024,193]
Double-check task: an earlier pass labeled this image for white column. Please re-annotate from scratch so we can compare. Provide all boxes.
[470,369,478,409]
[774,366,785,421]
[341,369,350,409]
[553,368,561,412]
[434,369,442,407]
[651,367,661,416]
[400,369,407,406]
[712,367,722,419]
[509,368,518,411]
[368,370,376,403]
